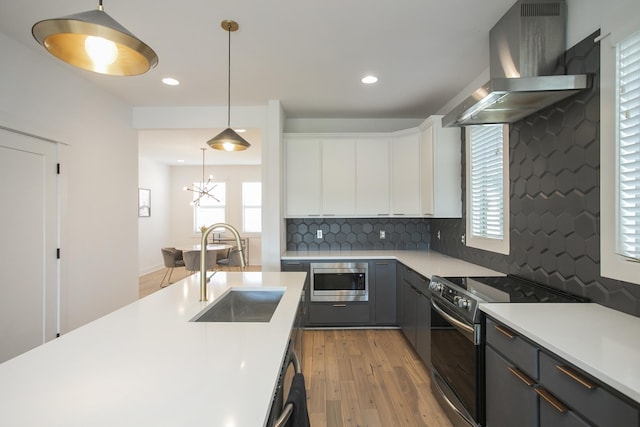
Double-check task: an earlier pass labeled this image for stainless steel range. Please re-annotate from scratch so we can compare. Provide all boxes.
[428,274,587,427]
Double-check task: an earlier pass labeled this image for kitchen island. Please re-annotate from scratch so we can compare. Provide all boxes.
[0,271,306,427]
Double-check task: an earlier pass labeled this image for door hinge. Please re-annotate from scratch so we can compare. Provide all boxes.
[56,163,60,174]
[56,248,61,259]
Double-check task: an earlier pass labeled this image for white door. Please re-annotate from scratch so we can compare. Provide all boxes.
[0,128,59,363]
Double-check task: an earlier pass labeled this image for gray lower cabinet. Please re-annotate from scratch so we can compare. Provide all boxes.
[485,345,538,427]
[401,279,417,346]
[399,264,431,367]
[373,260,397,325]
[281,260,309,325]
[485,316,640,427]
[415,291,431,367]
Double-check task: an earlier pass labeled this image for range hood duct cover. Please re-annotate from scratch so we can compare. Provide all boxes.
[442,0,592,127]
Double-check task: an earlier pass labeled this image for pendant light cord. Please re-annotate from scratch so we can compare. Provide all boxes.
[226,23,231,128]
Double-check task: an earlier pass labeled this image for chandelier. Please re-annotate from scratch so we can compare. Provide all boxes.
[184,148,219,206]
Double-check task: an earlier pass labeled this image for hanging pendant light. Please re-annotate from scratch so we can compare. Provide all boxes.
[32,0,158,76]
[207,20,251,152]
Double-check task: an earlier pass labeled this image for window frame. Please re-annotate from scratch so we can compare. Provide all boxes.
[242,181,262,233]
[601,4,640,285]
[465,124,510,255]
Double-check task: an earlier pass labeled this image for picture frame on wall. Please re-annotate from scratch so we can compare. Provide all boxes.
[138,188,151,217]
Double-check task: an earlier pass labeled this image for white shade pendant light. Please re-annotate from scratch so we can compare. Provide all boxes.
[32,0,158,76]
[207,20,250,152]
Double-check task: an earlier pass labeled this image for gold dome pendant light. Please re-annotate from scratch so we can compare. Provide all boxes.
[32,0,158,76]
[207,20,250,152]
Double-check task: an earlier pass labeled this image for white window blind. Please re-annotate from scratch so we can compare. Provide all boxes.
[617,31,640,260]
[469,125,505,240]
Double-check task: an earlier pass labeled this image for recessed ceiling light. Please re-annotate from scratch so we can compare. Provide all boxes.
[361,75,378,84]
[235,129,246,133]
[177,159,185,163]
[162,77,180,86]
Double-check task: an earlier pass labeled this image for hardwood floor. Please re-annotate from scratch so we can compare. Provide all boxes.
[138,271,453,426]
[302,329,453,427]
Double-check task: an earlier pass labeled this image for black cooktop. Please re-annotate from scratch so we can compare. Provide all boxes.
[442,275,589,304]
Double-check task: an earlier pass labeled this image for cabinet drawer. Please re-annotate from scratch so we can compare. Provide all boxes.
[486,318,539,379]
[539,352,639,427]
[308,303,370,325]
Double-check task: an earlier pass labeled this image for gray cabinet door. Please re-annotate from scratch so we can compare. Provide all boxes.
[485,345,537,427]
[415,292,431,367]
[281,261,310,325]
[373,260,396,325]
[401,280,417,346]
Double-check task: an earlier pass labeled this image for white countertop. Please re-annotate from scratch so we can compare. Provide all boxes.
[481,303,640,404]
[0,272,306,427]
[282,249,504,278]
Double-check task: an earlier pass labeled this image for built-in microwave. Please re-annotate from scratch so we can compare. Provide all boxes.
[310,262,368,302]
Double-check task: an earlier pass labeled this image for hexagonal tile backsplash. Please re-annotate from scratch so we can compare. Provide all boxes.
[286,218,431,251]
[431,31,640,317]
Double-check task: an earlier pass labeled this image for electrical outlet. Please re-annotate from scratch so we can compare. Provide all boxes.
[380,230,386,239]
[437,230,441,241]
[316,230,323,239]
[461,233,466,244]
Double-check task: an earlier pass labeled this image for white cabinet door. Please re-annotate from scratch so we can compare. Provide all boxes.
[390,131,421,216]
[285,136,321,216]
[420,116,462,217]
[322,138,356,215]
[356,139,390,216]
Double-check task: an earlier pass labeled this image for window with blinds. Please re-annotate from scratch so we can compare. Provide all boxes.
[617,30,640,260]
[465,124,509,254]
[469,125,505,239]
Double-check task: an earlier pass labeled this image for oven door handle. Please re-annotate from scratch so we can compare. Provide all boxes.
[431,299,474,336]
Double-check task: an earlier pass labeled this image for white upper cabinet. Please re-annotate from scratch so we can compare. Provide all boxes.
[322,138,356,215]
[284,119,460,218]
[390,130,421,216]
[356,138,390,216]
[419,115,462,217]
[284,135,321,217]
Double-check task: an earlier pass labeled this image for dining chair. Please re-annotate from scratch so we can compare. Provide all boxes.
[183,250,218,274]
[160,247,185,287]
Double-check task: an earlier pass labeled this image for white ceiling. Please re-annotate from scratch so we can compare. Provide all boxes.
[1,0,516,165]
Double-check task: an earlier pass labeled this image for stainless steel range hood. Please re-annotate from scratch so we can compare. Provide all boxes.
[442,0,592,127]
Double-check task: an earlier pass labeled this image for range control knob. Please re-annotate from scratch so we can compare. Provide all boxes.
[454,296,470,309]
[429,281,443,292]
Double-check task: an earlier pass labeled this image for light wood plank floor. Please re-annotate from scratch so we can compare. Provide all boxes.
[302,329,453,427]
[139,271,453,426]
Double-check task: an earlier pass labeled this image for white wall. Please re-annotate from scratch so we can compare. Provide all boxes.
[169,164,262,265]
[0,33,139,333]
[138,157,171,275]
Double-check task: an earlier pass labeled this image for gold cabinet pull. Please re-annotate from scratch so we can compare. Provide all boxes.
[535,387,568,413]
[556,365,596,390]
[494,324,516,339]
[507,366,535,387]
